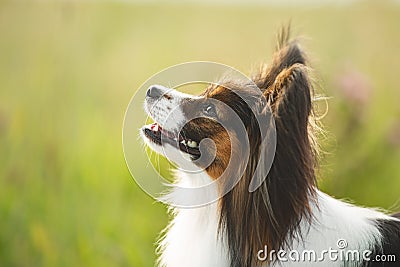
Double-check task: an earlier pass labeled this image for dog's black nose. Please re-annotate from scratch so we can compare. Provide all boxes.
[146,86,163,98]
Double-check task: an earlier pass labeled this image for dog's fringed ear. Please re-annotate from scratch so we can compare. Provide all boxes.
[253,25,307,94]
[268,64,312,126]
[252,25,312,123]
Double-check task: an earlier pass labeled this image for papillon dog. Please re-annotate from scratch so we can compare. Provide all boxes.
[140,29,400,267]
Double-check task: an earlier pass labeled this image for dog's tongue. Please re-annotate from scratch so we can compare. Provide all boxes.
[150,122,178,140]
[150,123,161,131]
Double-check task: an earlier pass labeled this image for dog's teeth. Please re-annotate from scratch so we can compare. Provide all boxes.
[187,140,198,148]
[180,140,186,145]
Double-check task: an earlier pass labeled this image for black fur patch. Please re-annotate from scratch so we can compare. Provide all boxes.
[365,215,400,267]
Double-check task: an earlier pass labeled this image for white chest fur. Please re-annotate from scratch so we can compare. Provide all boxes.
[157,171,229,267]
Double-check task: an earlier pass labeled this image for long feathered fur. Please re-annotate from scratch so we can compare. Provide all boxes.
[218,26,319,267]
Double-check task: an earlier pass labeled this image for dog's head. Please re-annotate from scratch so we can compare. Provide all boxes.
[141,36,314,184]
[142,81,261,179]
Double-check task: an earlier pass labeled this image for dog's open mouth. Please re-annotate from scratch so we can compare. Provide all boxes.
[143,123,201,157]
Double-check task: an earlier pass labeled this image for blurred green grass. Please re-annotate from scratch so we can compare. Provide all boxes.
[1,1,400,266]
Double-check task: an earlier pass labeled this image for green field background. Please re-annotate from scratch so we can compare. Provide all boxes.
[1,1,400,266]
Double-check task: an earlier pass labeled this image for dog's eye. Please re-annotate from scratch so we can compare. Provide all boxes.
[203,104,216,117]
